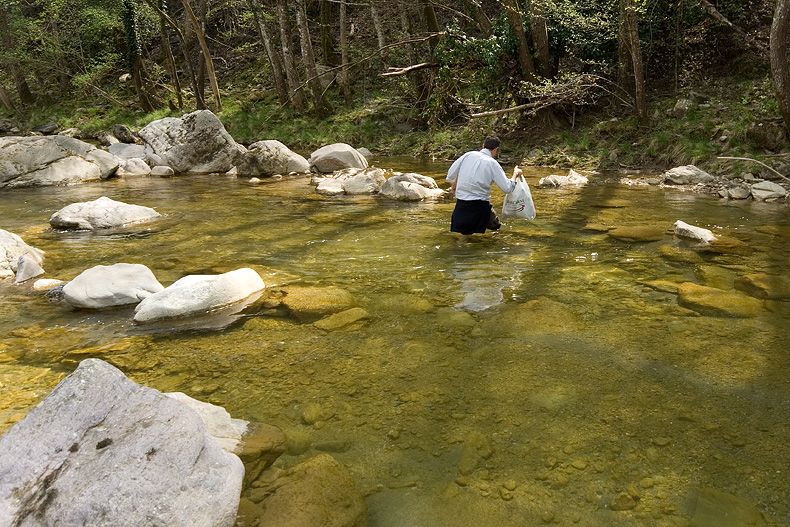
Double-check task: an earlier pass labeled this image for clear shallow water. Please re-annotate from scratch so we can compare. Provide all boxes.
[1,160,789,526]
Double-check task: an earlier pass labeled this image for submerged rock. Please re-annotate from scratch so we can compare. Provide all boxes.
[49,196,161,230]
[734,272,790,300]
[254,453,368,527]
[0,358,244,527]
[62,263,164,309]
[280,285,356,322]
[691,488,767,527]
[0,135,118,188]
[677,282,764,317]
[608,225,666,243]
[134,268,265,322]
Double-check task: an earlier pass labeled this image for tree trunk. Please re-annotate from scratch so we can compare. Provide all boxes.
[530,0,552,77]
[398,2,430,107]
[180,0,222,111]
[339,0,353,106]
[771,0,790,133]
[370,0,388,65]
[158,0,183,109]
[195,0,207,105]
[616,0,634,97]
[276,0,307,111]
[0,82,15,111]
[248,0,289,105]
[141,0,205,109]
[0,5,35,106]
[421,0,441,54]
[294,0,333,116]
[501,0,537,83]
[624,0,648,126]
[465,0,492,36]
[121,0,155,112]
[320,0,340,67]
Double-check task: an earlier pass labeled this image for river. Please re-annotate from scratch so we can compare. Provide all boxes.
[1,158,788,526]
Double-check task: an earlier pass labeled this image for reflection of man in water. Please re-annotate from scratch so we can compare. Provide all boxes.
[446,136,522,238]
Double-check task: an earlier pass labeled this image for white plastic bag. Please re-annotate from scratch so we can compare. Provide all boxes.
[502,175,536,220]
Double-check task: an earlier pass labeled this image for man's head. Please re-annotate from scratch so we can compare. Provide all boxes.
[483,136,501,153]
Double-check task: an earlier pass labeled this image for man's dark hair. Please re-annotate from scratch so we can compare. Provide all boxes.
[483,136,501,150]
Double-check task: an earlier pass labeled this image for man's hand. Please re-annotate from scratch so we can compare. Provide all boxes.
[511,165,523,180]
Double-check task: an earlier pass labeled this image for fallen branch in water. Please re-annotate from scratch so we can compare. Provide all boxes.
[717,156,790,183]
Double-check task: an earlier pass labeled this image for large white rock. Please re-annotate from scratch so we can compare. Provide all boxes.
[0,135,118,188]
[673,220,717,243]
[62,263,164,308]
[49,196,161,230]
[0,229,44,280]
[308,143,368,173]
[14,254,45,283]
[138,110,239,174]
[750,180,787,200]
[235,140,309,176]
[380,172,444,201]
[539,169,588,188]
[164,392,248,454]
[315,178,345,196]
[663,165,715,185]
[134,267,265,322]
[342,168,387,195]
[116,157,152,178]
[0,358,244,527]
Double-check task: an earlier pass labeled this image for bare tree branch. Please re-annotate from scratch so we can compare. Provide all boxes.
[718,156,790,182]
[381,62,439,77]
[696,0,769,55]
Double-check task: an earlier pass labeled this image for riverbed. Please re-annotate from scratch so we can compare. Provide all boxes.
[1,159,788,526]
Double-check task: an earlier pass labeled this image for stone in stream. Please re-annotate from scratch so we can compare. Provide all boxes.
[673,220,717,243]
[280,285,356,322]
[234,140,310,176]
[253,453,368,527]
[0,358,244,527]
[0,229,45,280]
[0,135,118,188]
[690,488,767,527]
[13,253,45,283]
[608,225,666,243]
[662,165,715,185]
[134,268,265,322]
[308,143,369,173]
[538,169,588,188]
[49,196,161,230]
[380,173,445,201]
[677,282,764,317]
[137,110,239,174]
[62,263,164,309]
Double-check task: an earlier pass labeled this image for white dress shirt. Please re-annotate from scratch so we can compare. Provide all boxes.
[446,149,515,201]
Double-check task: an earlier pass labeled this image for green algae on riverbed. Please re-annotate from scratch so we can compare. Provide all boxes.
[0,164,788,526]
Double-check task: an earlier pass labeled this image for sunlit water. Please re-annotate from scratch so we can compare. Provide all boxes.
[1,159,789,526]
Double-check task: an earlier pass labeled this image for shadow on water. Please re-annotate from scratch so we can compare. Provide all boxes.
[1,166,789,526]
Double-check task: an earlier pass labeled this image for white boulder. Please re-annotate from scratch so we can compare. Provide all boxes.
[539,169,588,188]
[673,220,717,243]
[138,110,239,174]
[0,135,118,188]
[164,392,248,454]
[663,165,715,185]
[0,229,44,280]
[134,267,265,322]
[308,143,368,173]
[380,172,444,201]
[315,178,345,196]
[49,196,161,230]
[62,263,164,309]
[235,140,309,176]
[750,181,787,201]
[116,157,152,178]
[0,358,244,527]
[14,254,45,283]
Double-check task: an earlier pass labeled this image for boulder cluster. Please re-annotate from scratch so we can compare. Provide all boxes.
[0,109,446,202]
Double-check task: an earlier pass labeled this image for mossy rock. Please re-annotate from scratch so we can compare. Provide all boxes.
[608,225,666,243]
[677,282,764,317]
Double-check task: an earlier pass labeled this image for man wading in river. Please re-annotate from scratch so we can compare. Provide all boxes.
[446,136,522,239]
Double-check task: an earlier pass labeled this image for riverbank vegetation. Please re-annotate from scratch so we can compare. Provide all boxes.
[1,0,788,174]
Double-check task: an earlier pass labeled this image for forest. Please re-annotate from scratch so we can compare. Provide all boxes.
[1,0,789,170]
